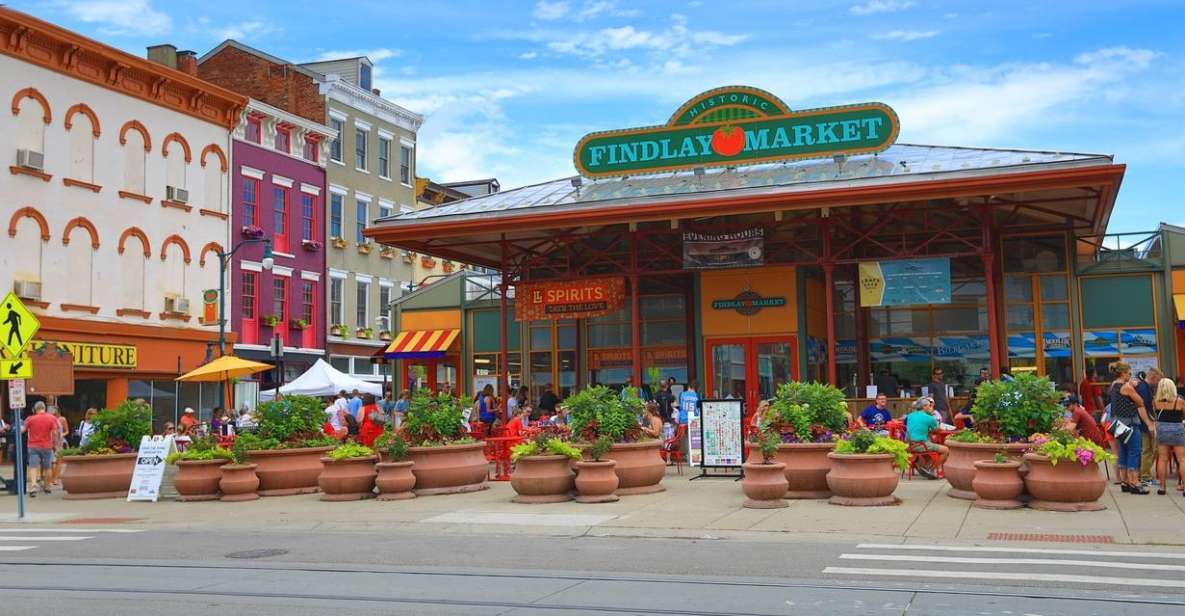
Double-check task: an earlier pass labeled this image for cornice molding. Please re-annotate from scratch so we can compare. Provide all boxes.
[320,76,423,133]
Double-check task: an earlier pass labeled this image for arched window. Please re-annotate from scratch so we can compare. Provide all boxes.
[120,120,150,195]
[163,132,191,193]
[201,144,228,213]
[117,227,150,311]
[65,104,100,184]
[160,235,191,308]
[62,218,98,306]
[4,207,49,288]
[11,87,50,157]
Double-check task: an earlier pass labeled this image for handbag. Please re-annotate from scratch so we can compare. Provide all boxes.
[1105,415,1133,444]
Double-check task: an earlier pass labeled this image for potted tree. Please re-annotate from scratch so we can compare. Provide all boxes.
[1023,432,1114,511]
[761,381,848,499]
[741,431,788,509]
[167,436,234,501]
[375,431,416,500]
[403,390,489,495]
[247,395,339,496]
[219,437,260,502]
[574,437,619,503]
[60,399,151,500]
[510,436,582,503]
[569,385,665,495]
[318,443,378,501]
[827,429,909,506]
[945,373,1064,499]
[971,450,1024,510]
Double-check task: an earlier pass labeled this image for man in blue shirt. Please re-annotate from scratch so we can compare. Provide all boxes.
[677,381,699,425]
[347,388,363,419]
[860,393,893,432]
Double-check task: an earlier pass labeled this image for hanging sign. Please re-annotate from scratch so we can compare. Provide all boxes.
[203,289,219,324]
[0,357,32,380]
[573,85,899,178]
[683,227,765,269]
[8,379,25,409]
[858,257,951,307]
[1,292,40,359]
[514,277,625,321]
[127,435,177,502]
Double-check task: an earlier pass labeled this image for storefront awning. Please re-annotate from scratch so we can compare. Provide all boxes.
[1174,293,1185,321]
[381,329,460,359]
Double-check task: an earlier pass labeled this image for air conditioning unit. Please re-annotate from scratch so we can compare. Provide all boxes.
[164,296,190,313]
[166,186,189,203]
[16,149,44,172]
[14,280,41,300]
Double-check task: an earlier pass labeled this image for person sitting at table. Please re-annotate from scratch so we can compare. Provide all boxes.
[504,405,529,438]
[750,399,770,431]
[860,393,893,432]
[547,405,569,426]
[905,397,949,467]
[641,401,664,439]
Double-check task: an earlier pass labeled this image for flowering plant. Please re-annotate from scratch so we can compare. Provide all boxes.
[1029,431,1115,466]
[760,381,848,443]
[833,429,910,471]
[240,225,264,239]
[971,373,1062,440]
[301,239,322,251]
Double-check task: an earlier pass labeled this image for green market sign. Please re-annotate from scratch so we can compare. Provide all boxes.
[573,85,899,178]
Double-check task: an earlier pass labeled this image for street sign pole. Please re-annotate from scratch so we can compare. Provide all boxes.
[13,407,24,519]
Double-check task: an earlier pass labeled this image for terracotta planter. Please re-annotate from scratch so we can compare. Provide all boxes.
[375,461,417,500]
[945,441,1028,500]
[574,460,619,503]
[249,446,333,496]
[826,453,901,506]
[972,460,1024,510]
[1022,453,1106,512]
[741,461,789,509]
[774,442,834,499]
[511,455,575,503]
[318,456,378,501]
[219,464,260,502]
[174,459,227,501]
[608,440,666,495]
[408,442,489,495]
[61,453,136,500]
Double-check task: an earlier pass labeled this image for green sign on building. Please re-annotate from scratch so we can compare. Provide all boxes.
[573,85,900,179]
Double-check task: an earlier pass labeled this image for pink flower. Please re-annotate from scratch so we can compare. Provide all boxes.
[1075,447,1094,466]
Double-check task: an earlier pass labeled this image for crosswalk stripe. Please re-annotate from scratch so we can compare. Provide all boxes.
[824,567,1185,588]
[0,546,36,552]
[840,553,1185,572]
[0,529,143,533]
[0,536,92,541]
[856,543,1185,560]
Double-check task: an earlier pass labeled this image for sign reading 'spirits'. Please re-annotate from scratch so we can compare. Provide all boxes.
[573,86,899,178]
[515,277,626,321]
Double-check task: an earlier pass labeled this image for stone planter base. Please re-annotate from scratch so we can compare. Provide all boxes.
[574,460,619,503]
[827,453,901,507]
[375,461,416,501]
[61,454,137,500]
[609,441,666,496]
[175,459,226,501]
[972,460,1024,510]
[1023,453,1106,512]
[741,462,789,509]
[219,464,260,502]
[775,442,834,499]
[946,441,1029,500]
[409,442,490,496]
[318,456,378,502]
[251,447,333,496]
[511,455,575,504]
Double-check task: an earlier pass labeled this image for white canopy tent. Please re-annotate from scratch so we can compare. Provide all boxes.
[259,358,382,401]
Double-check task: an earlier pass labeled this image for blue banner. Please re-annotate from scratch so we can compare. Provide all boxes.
[858,257,951,307]
[1083,331,1119,357]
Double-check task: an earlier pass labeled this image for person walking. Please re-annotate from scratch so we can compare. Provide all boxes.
[357,394,385,448]
[393,390,411,428]
[1109,362,1155,494]
[1151,377,1185,495]
[48,406,68,486]
[348,389,363,420]
[677,381,700,425]
[23,402,60,496]
[77,408,98,448]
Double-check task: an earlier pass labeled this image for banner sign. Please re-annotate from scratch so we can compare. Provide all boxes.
[203,289,218,324]
[1042,331,1074,358]
[699,399,744,468]
[858,257,951,307]
[573,85,899,178]
[514,277,625,321]
[684,227,765,269]
[1082,331,1119,357]
[127,435,176,502]
[587,346,687,369]
[688,415,703,466]
[1120,328,1157,354]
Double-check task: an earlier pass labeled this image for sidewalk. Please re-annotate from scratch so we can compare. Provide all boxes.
[5,468,1184,546]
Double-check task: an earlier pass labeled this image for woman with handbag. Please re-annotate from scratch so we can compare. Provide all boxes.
[1109,362,1155,494]
[1152,377,1185,495]
[357,393,385,448]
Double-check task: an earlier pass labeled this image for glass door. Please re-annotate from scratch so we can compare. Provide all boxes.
[706,336,798,423]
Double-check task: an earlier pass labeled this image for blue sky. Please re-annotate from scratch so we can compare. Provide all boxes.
[18,0,1185,233]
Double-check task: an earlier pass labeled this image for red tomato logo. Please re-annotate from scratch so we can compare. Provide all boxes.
[710,125,746,157]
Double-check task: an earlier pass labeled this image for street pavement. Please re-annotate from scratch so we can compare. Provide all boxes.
[2,467,1184,614]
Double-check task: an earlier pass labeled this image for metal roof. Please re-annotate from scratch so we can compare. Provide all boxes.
[376,144,1112,226]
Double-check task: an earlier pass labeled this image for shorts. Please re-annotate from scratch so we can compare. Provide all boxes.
[28,447,54,469]
[910,440,940,452]
[1156,421,1185,447]
[1117,423,1142,470]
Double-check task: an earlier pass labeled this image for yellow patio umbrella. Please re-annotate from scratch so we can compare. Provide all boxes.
[176,355,273,382]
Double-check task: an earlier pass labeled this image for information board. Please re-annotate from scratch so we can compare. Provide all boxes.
[858,257,951,307]
[127,435,176,502]
[688,415,702,466]
[698,399,744,468]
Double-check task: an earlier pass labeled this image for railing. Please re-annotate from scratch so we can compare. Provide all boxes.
[464,272,514,304]
[1076,230,1162,271]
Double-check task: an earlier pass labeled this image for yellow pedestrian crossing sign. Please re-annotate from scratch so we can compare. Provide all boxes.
[1,292,39,359]
[1,357,32,380]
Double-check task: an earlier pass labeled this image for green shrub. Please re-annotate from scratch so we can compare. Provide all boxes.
[232,432,280,453]
[588,436,613,461]
[294,434,337,449]
[327,443,375,460]
[402,390,467,446]
[1029,431,1115,466]
[86,399,152,453]
[376,430,409,462]
[511,437,583,462]
[947,429,996,444]
[970,373,1063,440]
[567,385,642,443]
[762,381,847,442]
[166,447,233,464]
[834,429,910,471]
[757,431,780,463]
[256,395,326,444]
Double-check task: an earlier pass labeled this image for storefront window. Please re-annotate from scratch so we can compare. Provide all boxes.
[1003,235,1072,387]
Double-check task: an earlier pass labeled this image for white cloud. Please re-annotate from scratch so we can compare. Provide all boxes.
[217,21,277,41]
[533,1,571,20]
[316,48,402,62]
[542,14,748,59]
[576,1,640,21]
[850,0,915,16]
[1074,46,1159,69]
[58,0,171,36]
[875,30,940,42]
[519,51,539,60]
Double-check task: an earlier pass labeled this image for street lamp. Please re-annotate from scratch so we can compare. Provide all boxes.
[215,237,272,407]
[375,314,390,394]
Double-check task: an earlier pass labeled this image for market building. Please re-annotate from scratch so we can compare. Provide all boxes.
[0,8,244,423]
[367,86,1179,415]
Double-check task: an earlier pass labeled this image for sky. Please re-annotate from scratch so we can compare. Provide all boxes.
[16,0,1185,233]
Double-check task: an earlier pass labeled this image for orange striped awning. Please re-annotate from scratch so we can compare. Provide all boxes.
[381,329,460,359]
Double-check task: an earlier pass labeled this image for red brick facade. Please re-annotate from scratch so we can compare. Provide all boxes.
[198,46,324,123]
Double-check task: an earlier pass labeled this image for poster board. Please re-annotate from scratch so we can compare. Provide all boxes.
[693,399,744,479]
[127,435,177,502]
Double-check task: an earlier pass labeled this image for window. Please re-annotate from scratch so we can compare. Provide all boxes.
[246,116,262,144]
[275,125,291,153]
[356,280,369,329]
[399,144,412,184]
[272,186,289,253]
[356,200,368,243]
[273,277,289,344]
[241,271,258,345]
[330,119,343,161]
[330,278,344,326]
[242,178,260,226]
[303,137,318,162]
[360,63,372,91]
[379,285,392,332]
[378,137,391,178]
[301,193,316,242]
[301,280,316,348]
[355,128,367,171]
[1003,235,1072,384]
[330,193,343,238]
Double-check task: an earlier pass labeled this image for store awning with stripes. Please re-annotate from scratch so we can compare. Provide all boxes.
[380,329,460,359]
[1174,294,1185,322]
